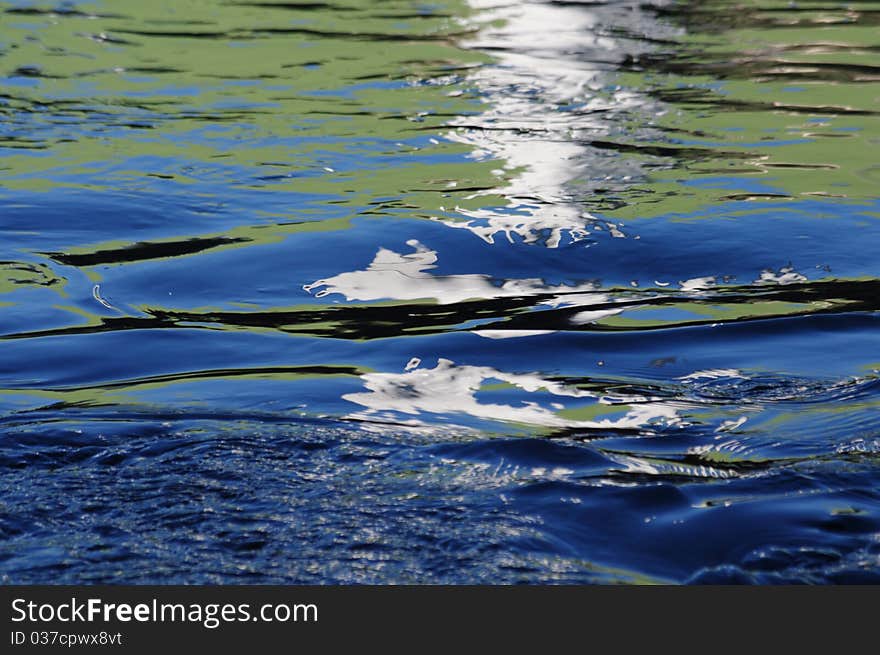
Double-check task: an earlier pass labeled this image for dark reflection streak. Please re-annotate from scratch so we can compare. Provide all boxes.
[9,67,64,79]
[112,27,476,42]
[107,30,233,39]
[230,1,454,19]
[718,193,792,200]
[0,93,175,112]
[343,415,645,439]
[75,67,185,76]
[279,61,324,68]
[351,73,400,81]
[600,29,680,47]
[377,112,464,120]
[473,279,880,333]
[80,34,139,46]
[762,163,838,170]
[648,88,880,116]
[3,7,126,19]
[43,237,252,267]
[2,280,878,342]
[778,44,880,54]
[201,74,281,79]
[547,426,646,441]
[227,2,335,9]
[449,124,553,132]
[1,317,169,342]
[630,56,880,83]
[0,406,344,428]
[0,261,60,287]
[254,26,476,41]
[407,186,497,193]
[37,365,364,392]
[370,13,455,20]
[0,141,49,150]
[584,139,755,161]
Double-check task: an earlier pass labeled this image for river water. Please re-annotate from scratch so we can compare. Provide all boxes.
[1,0,879,583]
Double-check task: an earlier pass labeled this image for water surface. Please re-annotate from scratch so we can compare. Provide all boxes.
[1,0,879,583]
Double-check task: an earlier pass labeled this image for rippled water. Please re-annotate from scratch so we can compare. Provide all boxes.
[1,0,879,583]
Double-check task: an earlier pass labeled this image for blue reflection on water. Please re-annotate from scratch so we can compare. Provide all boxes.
[0,0,879,584]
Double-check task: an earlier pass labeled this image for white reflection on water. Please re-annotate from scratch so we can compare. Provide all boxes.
[605,452,739,479]
[678,369,747,382]
[755,265,808,285]
[304,239,604,304]
[440,0,675,247]
[343,357,680,431]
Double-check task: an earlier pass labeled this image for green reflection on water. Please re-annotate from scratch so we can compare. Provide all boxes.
[2,0,878,343]
[0,0,496,202]
[600,0,880,219]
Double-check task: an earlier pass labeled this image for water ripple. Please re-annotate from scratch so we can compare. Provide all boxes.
[1,0,878,583]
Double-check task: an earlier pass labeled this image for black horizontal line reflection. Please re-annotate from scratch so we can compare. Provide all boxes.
[47,365,366,392]
[43,237,252,267]
[2,278,878,342]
